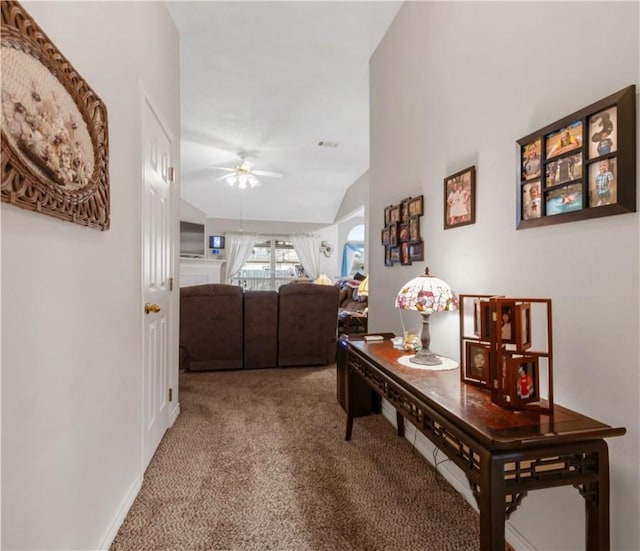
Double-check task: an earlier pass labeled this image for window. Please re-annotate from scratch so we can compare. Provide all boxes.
[231,238,304,291]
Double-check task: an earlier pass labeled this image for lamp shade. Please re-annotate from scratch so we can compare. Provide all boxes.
[395,269,457,314]
[357,276,369,297]
[314,273,333,286]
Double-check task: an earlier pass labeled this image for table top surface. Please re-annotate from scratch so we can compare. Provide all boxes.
[349,339,626,450]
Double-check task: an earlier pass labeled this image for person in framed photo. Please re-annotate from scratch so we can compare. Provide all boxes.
[590,109,615,157]
[501,307,513,340]
[522,142,541,180]
[470,348,486,380]
[593,158,615,206]
[523,182,541,220]
[516,364,534,399]
[548,129,582,158]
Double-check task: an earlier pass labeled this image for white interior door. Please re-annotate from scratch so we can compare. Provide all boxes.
[142,96,173,470]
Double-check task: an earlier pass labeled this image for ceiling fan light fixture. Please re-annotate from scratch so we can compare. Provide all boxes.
[248,175,259,188]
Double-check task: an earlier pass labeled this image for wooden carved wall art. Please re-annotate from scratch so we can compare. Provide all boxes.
[1,0,110,230]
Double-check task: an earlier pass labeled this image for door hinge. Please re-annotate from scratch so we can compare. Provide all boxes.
[169,388,173,402]
[169,277,174,291]
[168,166,175,182]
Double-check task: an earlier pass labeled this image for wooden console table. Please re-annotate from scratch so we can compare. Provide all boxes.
[343,338,625,551]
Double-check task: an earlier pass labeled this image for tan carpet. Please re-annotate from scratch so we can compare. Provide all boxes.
[111,365,481,550]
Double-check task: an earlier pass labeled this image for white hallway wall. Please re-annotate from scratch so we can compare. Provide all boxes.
[369,2,639,550]
[1,2,180,549]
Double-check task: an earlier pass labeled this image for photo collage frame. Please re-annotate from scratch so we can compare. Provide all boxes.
[381,195,424,267]
[517,85,635,229]
[458,294,553,413]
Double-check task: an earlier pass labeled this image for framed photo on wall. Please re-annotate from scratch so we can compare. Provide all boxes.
[444,165,476,229]
[517,85,635,229]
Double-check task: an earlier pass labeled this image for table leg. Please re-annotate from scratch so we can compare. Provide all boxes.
[479,450,506,551]
[345,366,353,441]
[586,440,610,551]
[396,411,405,437]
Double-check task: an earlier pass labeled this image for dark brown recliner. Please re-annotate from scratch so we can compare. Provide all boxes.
[244,290,278,369]
[180,284,243,371]
[277,283,340,367]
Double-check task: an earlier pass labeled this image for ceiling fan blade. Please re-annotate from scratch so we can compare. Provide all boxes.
[215,173,234,182]
[252,170,283,178]
[211,166,236,173]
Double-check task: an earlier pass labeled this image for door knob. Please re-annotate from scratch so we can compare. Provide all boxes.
[145,303,161,314]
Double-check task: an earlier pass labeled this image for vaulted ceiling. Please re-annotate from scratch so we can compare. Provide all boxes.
[167,1,401,224]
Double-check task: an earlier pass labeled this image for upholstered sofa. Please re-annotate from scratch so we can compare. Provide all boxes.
[336,278,368,335]
[179,283,339,371]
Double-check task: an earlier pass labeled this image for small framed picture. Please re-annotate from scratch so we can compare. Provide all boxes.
[381,227,390,246]
[465,341,489,384]
[409,241,424,262]
[545,121,582,159]
[545,153,583,187]
[473,299,482,337]
[401,197,412,222]
[444,165,476,229]
[389,247,401,264]
[588,157,617,208]
[390,205,401,223]
[384,205,392,226]
[515,303,532,350]
[479,300,493,340]
[399,222,409,243]
[408,195,424,217]
[522,180,542,220]
[522,139,541,181]
[400,242,411,265]
[388,223,398,246]
[506,356,539,405]
[545,183,583,216]
[384,247,393,266]
[589,106,617,159]
[499,301,516,344]
[408,216,421,243]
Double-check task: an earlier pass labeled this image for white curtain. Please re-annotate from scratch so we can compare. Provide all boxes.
[225,232,258,282]
[291,234,321,280]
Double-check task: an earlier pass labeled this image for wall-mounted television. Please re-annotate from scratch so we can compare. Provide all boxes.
[180,221,205,258]
[209,235,225,249]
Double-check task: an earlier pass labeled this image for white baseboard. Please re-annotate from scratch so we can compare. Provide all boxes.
[98,474,142,551]
[170,401,180,426]
[380,400,535,551]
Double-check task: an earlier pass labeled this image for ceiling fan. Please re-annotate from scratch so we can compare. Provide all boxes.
[212,154,282,189]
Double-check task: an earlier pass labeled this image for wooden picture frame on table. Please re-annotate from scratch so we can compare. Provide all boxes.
[464,341,490,387]
[444,165,476,229]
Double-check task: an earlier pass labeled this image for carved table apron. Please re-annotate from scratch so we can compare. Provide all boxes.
[343,339,625,551]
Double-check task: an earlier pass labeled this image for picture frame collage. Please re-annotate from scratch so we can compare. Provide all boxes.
[381,195,424,267]
[517,85,635,229]
[458,294,554,413]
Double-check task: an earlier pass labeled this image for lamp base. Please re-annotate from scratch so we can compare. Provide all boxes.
[409,348,442,366]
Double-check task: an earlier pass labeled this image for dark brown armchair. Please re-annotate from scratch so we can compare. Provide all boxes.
[179,284,244,371]
[277,283,340,367]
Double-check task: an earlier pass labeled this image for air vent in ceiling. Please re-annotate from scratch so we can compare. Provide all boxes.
[318,141,339,148]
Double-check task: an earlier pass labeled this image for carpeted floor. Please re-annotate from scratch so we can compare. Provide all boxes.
[111,365,481,550]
